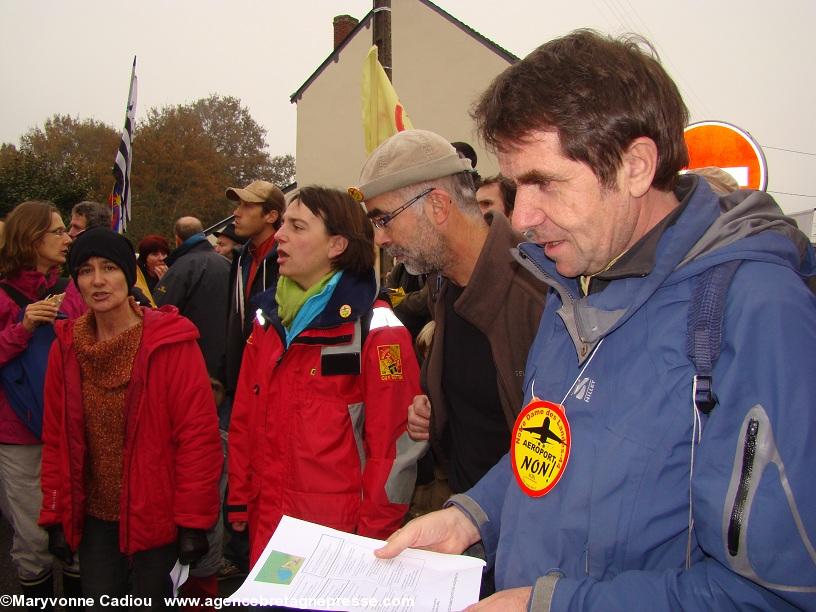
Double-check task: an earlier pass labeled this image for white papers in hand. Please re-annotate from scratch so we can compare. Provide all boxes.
[225,515,485,611]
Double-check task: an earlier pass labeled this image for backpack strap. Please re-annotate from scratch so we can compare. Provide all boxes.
[0,277,69,309]
[686,260,742,414]
[52,277,69,294]
[0,282,33,309]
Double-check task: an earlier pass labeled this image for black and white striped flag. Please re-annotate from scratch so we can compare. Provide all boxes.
[110,57,137,234]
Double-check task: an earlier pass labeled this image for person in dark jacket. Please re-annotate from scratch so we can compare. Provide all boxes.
[224,181,285,398]
[39,228,221,607]
[153,215,230,599]
[352,130,547,498]
[154,216,230,383]
[352,131,547,598]
[221,180,286,577]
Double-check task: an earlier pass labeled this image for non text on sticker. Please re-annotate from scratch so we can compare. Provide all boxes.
[510,399,571,497]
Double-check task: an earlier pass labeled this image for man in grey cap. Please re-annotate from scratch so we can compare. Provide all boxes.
[220,179,285,577]
[351,130,547,537]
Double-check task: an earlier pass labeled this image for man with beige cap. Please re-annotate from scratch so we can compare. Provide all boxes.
[350,130,546,557]
[224,180,285,394]
[221,179,285,577]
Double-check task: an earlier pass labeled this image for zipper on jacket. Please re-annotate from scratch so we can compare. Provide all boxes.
[517,246,599,357]
[122,381,144,554]
[61,340,78,546]
[517,247,579,309]
[728,418,759,556]
[516,248,577,298]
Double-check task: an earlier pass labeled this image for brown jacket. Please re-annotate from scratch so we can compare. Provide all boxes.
[422,213,547,471]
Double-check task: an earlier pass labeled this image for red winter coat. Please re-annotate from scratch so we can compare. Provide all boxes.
[228,273,423,564]
[39,306,222,554]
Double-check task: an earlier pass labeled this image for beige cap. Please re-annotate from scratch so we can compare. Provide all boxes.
[349,130,474,202]
[225,180,285,206]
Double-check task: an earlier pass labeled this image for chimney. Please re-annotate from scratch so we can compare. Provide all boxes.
[333,15,359,48]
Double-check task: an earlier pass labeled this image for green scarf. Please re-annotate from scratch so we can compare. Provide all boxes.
[275,272,337,327]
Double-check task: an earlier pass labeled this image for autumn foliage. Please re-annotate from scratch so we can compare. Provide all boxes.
[0,95,295,244]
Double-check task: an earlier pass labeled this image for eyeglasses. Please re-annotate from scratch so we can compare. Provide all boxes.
[45,227,68,237]
[371,188,434,230]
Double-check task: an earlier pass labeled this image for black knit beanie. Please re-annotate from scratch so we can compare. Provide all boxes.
[68,227,137,288]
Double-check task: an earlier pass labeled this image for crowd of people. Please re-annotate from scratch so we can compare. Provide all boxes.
[0,28,814,612]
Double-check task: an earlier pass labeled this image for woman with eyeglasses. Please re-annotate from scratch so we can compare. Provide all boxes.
[227,186,424,566]
[0,200,83,602]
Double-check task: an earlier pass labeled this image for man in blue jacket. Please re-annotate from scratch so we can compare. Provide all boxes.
[155,216,230,383]
[376,30,816,611]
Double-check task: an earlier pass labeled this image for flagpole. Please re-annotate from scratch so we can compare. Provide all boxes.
[372,1,391,81]
[110,56,138,234]
[126,56,136,110]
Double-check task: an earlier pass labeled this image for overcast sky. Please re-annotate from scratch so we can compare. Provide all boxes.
[1,0,814,213]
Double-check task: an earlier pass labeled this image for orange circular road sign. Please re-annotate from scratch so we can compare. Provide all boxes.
[684,121,768,191]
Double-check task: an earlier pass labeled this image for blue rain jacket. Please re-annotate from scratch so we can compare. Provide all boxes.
[455,177,816,610]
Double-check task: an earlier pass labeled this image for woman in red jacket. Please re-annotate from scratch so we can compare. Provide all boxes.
[0,201,80,602]
[228,186,424,565]
[39,228,222,606]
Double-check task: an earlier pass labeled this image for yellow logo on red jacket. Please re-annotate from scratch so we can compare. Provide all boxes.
[377,344,403,381]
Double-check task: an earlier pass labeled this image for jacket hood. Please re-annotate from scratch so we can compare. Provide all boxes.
[679,183,814,274]
[664,176,814,285]
[515,174,814,360]
[55,304,199,355]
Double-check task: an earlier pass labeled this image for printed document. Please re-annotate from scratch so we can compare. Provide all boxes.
[226,515,485,611]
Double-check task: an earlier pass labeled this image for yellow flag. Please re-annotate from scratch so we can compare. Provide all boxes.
[362,46,413,154]
[134,265,157,308]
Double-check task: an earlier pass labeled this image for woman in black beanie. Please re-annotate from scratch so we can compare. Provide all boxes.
[67,227,138,290]
[39,227,222,607]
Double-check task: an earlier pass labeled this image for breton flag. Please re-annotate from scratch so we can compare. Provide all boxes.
[361,46,413,154]
[110,57,137,234]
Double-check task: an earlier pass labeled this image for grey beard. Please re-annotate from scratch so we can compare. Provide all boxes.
[387,243,448,277]
[402,258,435,276]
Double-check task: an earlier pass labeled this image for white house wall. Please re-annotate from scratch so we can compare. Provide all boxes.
[294,1,514,189]
[391,0,512,178]
[295,22,372,189]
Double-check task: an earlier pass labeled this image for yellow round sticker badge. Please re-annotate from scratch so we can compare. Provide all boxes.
[511,400,571,497]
